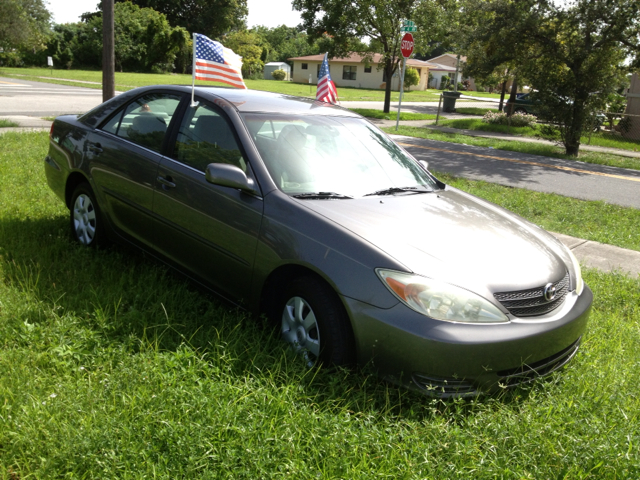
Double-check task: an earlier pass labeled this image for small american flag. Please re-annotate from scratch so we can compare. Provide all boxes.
[316,53,338,103]
[193,33,246,89]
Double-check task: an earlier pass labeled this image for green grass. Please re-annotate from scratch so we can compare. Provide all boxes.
[0,67,444,102]
[387,126,640,171]
[437,117,640,153]
[454,106,497,116]
[0,119,19,127]
[349,108,437,121]
[1,131,639,478]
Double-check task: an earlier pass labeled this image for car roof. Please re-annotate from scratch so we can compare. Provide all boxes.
[79,85,360,127]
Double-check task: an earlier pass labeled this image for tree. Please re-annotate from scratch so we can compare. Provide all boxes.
[112,0,247,38]
[460,0,640,156]
[0,0,50,53]
[222,30,266,78]
[48,2,188,73]
[292,0,453,113]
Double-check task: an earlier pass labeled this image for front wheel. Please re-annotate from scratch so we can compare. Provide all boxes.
[280,276,356,368]
[70,183,105,247]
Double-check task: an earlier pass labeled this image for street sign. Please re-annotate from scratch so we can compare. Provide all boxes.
[402,20,415,26]
[401,33,414,58]
[401,20,417,32]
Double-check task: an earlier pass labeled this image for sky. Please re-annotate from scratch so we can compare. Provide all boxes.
[45,0,303,29]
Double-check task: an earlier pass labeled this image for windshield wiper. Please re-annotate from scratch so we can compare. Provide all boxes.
[363,186,432,197]
[291,192,354,199]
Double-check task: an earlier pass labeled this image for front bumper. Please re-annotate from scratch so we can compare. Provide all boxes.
[344,285,593,397]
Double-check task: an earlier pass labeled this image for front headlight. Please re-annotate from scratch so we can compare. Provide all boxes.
[376,269,509,324]
[566,248,584,295]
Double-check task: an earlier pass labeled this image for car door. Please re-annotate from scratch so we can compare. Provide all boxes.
[89,91,184,245]
[152,100,264,304]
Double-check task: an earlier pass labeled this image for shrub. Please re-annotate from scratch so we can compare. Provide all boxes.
[439,75,450,90]
[482,111,537,127]
[271,69,287,81]
[403,67,420,90]
[476,86,486,93]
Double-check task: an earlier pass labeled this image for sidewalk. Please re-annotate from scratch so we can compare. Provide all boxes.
[1,114,639,279]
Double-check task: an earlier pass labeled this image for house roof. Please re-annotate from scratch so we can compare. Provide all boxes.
[425,53,467,63]
[288,53,436,69]
[265,62,289,67]
[427,62,457,72]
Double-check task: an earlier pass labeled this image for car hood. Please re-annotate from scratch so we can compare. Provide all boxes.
[298,187,568,295]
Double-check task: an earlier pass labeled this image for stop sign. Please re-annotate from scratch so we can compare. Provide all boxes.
[401,33,414,58]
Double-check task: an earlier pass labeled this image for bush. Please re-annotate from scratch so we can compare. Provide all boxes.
[476,86,486,93]
[403,67,419,90]
[482,111,537,127]
[271,69,287,81]
[439,74,450,90]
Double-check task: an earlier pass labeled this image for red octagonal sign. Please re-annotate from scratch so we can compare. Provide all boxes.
[401,33,414,58]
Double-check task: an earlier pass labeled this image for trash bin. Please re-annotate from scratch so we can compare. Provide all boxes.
[442,91,462,113]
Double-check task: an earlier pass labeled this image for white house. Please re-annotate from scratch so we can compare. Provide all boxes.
[288,53,437,91]
[424,54,476,90]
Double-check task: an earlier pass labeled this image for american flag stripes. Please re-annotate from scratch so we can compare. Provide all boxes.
[316,53,338,104]
[193,33,247,89]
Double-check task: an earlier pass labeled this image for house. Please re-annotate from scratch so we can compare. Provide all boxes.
[288,53,436,91]
[263,62,291,81]
[424,54,476,90]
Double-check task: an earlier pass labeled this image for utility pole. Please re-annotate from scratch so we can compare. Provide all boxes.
[102,0,115,102]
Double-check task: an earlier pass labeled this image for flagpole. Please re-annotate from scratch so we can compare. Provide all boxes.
[191,32,197,107]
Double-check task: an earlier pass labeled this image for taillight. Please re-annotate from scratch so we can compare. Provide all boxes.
[49,122,54,138]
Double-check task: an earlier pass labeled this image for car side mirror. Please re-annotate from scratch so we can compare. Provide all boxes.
[205,163,259,195]
[419,160,429,171]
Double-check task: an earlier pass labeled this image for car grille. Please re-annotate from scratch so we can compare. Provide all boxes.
[494,272,570,317]
[497,337,581,387]
[411,374,478,398]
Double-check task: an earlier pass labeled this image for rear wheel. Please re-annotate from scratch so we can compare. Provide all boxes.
[70,183,105,247]
[280,276,355,368]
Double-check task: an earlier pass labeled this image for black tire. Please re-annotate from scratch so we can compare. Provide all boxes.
[69,183,106,247]
[279,276,356,368]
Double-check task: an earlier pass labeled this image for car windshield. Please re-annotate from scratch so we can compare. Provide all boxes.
[241,113,439,197]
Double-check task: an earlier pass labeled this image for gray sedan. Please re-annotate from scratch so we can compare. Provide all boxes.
[44,85,592,397]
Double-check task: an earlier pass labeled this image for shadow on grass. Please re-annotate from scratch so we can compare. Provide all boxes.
[0,213,551,421]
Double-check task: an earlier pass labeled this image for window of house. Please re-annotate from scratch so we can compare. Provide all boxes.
[342,66,357,81]
[301,63,308,70]
[364,66,372,73]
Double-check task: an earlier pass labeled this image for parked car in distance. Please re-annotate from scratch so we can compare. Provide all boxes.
[505,93,605,130]
[44,85,592,397]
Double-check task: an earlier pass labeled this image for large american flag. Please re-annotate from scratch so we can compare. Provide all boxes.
[316,53,338,103]
[193,33,247,89]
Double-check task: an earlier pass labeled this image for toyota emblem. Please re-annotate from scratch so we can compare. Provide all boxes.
[543,283,557,302]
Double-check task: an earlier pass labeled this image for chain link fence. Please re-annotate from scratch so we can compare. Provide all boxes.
[433,93,640,147]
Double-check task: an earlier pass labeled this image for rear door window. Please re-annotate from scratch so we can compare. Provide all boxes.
[101,93,182,153]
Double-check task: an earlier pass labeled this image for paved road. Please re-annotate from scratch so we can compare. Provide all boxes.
[391,134,640,209]
[0,76,106,116]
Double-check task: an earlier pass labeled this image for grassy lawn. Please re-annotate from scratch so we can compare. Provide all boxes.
[0,67,445,102]
[387,125,640,171]
[437,118,640,152]
[349,108,437,121]
[0,119,19,127]
[1,131,639,478]
[454,106,497,116]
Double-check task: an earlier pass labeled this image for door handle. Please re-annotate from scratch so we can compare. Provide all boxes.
[88,142,103,154]
[157,175,176,189]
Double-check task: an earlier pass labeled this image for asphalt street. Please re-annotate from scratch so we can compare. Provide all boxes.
[0,76,107,116]
[391,134,640,209]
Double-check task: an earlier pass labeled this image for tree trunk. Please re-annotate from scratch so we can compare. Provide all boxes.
[498,81,507,112]
[563,99,585,157]
[506,76,518,116]
[383,60,393,113]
